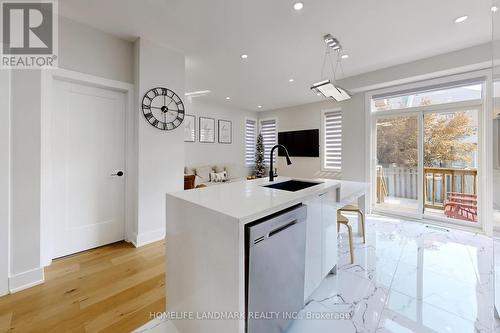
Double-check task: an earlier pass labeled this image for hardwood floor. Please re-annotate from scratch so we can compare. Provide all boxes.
[0,241,165,333]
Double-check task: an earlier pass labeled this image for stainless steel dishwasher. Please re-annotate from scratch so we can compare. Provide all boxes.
[246,204,307,333]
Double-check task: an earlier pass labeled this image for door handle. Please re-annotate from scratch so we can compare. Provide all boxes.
[111,171,124,177]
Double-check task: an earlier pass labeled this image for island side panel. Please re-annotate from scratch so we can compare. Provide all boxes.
[321,191,338,277]
[166,195,243,333]
[303,194,323,301]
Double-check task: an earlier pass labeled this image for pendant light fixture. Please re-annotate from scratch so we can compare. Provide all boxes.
[311,34,351,101]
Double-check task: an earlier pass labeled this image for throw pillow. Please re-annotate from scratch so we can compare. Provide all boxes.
[195,166,214,183]
[210,171,228,182]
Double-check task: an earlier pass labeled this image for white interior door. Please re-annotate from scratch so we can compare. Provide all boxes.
[50,79,125,259]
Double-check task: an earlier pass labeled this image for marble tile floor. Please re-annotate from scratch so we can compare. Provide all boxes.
[133,215,499,333]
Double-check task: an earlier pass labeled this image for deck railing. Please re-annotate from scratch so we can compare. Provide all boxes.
[376,166,478,210]
[424,167,477,210]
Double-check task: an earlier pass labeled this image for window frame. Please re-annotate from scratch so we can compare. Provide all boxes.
[370,81,484,114]
[321,108,342,172]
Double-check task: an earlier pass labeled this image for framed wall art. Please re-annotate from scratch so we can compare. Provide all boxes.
[184,115,196,142]
[199,117,215,143]
[218,119,232,144]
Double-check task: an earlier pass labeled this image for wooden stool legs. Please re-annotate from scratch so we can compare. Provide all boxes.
[339,206,366,244]
[337,213,354,265]
[337,205,366,265]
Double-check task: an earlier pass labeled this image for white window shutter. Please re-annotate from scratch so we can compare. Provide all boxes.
[323,111,342,170]
[245,119,256,166]
[260,119,277,166]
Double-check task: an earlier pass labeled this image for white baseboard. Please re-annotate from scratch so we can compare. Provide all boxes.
[131,228,165,248]
[9,267,44,293]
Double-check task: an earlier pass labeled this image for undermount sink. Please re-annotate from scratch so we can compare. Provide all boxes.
[262,180,323,192]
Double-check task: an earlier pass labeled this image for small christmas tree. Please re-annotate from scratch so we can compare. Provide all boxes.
[254,134,266,178]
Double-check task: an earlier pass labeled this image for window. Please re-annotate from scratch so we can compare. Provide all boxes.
[371,83,482,112]
[245,119,256,166]
[323,110,342,170]
[260,119,277,166]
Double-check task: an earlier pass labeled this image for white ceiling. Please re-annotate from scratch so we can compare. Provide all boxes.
[59,0,493,111]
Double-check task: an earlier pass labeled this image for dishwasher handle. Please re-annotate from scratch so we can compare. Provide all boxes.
[269,220,298,237]
[248,205,307,247]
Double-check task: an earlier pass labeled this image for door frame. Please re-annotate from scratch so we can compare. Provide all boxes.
[365,69,493,234]
[41,69,135,266]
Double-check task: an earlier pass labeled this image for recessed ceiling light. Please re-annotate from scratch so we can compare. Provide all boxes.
[257,105,263,109]
[455,15,468,23]
[341,54,349,59]
[240,54,248,59]
[293,2,304,11]
[225,97,231,100]
[492,6,498,12]
[289,78,295,82]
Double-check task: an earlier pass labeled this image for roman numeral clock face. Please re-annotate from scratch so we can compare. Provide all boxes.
[142,87,185,131]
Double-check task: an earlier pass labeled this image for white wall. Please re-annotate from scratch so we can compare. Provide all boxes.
[260,95,365,181]
[134,38,185,246]
[9,70,44,290]
[58,17,134,83]
[260,102,329,179]
[0,70,10,296]
[184,99,258,170]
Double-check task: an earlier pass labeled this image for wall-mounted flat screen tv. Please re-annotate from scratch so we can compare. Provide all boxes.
[278,129,320,157]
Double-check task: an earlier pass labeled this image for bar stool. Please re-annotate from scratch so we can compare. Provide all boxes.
[337,205,366,264]
[337,212,354,264]
[338,205,366,243]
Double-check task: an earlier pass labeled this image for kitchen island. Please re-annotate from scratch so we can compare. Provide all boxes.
[165,177,367,333]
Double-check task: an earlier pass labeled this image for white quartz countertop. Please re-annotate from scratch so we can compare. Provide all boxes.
[168,177,368,224]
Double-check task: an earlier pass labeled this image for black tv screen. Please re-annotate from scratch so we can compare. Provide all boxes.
[278,129,320,157]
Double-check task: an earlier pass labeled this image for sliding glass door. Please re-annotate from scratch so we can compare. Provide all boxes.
[370,80,483,227]
[375,115,421,216]
[423,108,479,224]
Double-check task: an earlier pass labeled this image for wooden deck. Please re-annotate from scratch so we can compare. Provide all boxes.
[377,166,478,220]
[0,240,165,333]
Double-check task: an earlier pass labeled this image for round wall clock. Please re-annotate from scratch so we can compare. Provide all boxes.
[141,87,185,131]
